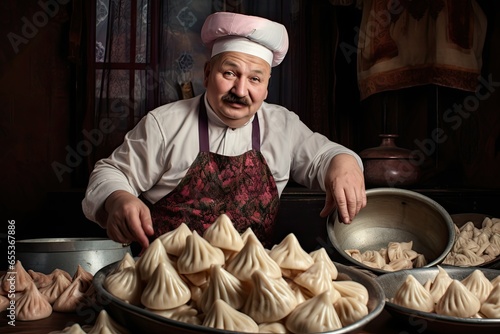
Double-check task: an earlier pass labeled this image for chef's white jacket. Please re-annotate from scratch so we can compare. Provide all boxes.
[82,94,362,224]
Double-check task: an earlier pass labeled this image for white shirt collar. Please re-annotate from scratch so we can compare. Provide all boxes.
[203,94,255,129]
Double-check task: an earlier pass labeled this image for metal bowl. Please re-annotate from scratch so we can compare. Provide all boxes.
[327,188,456,275]
[93,260,386,334]
[16,237,132,275]
[375,266,500,334]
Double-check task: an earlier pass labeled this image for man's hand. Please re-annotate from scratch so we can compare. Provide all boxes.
[104,190,154,249]
[320,154,367,223]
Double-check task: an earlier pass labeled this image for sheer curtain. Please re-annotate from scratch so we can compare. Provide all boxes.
[84,0,153,169]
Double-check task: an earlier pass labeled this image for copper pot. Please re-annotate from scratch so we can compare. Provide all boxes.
[359,134,421,187]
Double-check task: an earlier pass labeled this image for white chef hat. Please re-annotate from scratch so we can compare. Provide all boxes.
[201,12,289,67]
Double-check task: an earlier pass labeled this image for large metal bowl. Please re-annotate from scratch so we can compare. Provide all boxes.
[16,237,132,275]
[375,266,500,334]
[93,260,386,333]
[327,188,456,275]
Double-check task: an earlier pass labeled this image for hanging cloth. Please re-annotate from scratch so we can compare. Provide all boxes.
[333,0,488,100]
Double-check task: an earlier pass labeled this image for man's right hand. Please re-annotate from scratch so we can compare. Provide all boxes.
[104,190,154,249]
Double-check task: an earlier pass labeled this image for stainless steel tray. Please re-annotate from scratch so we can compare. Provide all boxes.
[375,266,500,334]
[93,261,386,333]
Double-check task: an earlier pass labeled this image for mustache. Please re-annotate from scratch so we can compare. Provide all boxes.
[222,93,250,106]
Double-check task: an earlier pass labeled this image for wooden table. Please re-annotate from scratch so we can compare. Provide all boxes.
[0,311,95,334]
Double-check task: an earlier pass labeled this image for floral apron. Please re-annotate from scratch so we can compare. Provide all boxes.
[144,97,280,248]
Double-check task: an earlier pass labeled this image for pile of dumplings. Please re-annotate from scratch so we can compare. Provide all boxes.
[345,241,428,271]
[391,266,500,319]
[0,261,94,321]
[443,216,500,266]
[102,214,373,333]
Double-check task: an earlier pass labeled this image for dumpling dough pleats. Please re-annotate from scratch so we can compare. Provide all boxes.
[242,270,298,323]
[480,282,500,319]
[392,274,434,313]
[285,290,342,333]
[141,261,191,310]
[202,299,259,333]
[435,279,481,318]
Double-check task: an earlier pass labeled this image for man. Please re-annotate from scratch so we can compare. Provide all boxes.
[82,12,366,249]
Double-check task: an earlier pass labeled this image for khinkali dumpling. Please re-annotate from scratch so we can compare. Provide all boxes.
[87,309,129,334]
[482,217,494,229]
[103,266,142,306]
[240,227,260,245]
[16,280,52,321]
[2,260,33,292]
[480,282,500,319]
[293,261,340,303]
[285,290,342,333]
[387,241,412,262]
[442,252,456,265]
[136,238,172,282]
[309,247,338,280]
[52,275,91,313]
[28,269,55,289]
[268,233,314,278]
[176,230,225,275]
[492,220,500,234]
[110,252,136,274]
[455,249,485,267]
[461,269,493,303]
[141,261,191,310]
[345,249,363,263]
[200,264,247,313]
[334,296,369,326]
[460,221,476,239]
[361,250,386,269]
[485,243,500,258]
[429,266,453,304]
[453,236,470,253]
[392,274,434,313]
[158,222,192,257]
[435,279,481,318]
[203,213,244,253]
[39,270,72,304]
[225,232,282,282]
[149,304,202,325]
[202,299,259,333]
[242,270,297,323]
[490,233,500,248]
[72,265,93,285]
[330,280,369,305]
[383,258,413,271]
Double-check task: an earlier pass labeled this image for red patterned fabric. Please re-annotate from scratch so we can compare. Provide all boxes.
[143,101,280,248]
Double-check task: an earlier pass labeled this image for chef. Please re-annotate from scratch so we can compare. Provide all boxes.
[82,12,366,249]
